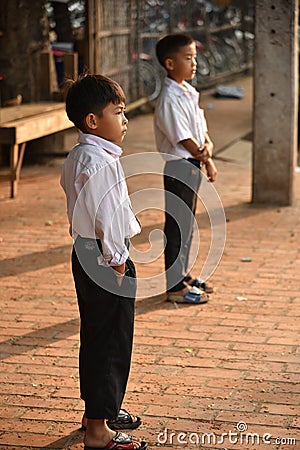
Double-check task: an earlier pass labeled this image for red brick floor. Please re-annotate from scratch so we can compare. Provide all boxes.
[0,76,299,449]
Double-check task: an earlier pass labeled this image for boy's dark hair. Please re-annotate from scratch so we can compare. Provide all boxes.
[65,73,125,132]
[156,34,195,68]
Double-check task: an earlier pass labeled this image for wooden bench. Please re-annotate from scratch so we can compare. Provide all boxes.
[0,97,148,198]
[0,102,74,198]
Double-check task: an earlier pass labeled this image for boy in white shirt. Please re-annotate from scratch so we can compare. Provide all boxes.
[154,34,217,304]
[61,74,147,450]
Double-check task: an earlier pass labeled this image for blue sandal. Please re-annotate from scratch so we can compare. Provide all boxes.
[167,286,208,304]
[184,276,214,293]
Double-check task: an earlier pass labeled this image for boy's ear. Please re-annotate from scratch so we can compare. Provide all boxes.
[85,113,98,130]
[165,57,174,71]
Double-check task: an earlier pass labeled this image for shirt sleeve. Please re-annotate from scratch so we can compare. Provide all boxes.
[156,97,194,145]
[78,161,130,266]
[198,108,208,134]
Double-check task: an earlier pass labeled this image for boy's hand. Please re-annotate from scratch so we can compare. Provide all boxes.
[116,275,124,287]
[205,158,217,182]
[198,135,214,163]
[113,263,126,286]
[197,146,210,163]
[180,136,214,163]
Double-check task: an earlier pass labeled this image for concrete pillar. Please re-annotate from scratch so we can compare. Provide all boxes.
[252,0,298,205]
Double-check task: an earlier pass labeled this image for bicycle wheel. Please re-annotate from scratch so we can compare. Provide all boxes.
[222,41,241,71]
[209,41,228,73]
[140,60,162,102]
[196,53,211,78]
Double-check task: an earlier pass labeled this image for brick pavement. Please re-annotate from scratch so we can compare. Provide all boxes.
[0,76,299,449]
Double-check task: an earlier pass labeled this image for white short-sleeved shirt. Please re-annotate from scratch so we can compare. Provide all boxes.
[154,77,208,160]
[60,133,141,266]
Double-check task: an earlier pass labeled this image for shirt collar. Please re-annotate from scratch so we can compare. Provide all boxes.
[164,76,198,98]
[78,133,123,157]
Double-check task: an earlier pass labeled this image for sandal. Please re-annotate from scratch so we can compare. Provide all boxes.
[84,431,147,450]
[167,286,209,304]
[81,409,142,431]
[184,276,214,294]
[108,409,142,430]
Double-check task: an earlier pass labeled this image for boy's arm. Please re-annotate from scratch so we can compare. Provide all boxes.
[204,158,217,182]
[113,262,126,274]
[203,132,214,158]
[179,132,214,162]
[202,132,217,181]
[113,262,126,287]
[180,132,217,182]
[79,163,132,272]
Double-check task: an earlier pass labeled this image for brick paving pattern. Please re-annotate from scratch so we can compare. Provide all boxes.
[0,76,299,449]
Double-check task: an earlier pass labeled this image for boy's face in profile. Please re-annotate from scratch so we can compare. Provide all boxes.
[166,42,197,84]
[87,101,128,144]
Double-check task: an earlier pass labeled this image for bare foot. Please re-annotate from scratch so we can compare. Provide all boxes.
[84,419,115,448]
[84,422,143,448]
[168,287,189,297]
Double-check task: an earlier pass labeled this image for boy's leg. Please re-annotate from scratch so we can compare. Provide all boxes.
[72,246,147,448]
[163,160,201,292]
[183,180,200,276]
[72,241,136,420]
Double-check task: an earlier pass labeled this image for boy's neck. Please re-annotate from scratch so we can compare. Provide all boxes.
[167,75,185,86]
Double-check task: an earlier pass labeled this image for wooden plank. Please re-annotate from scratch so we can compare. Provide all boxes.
[0,108,71,128]
[0,110,73,145]
[0,102,74,198]
[0,102,67,124]
[96,28,130,38]
[126,96,148,113]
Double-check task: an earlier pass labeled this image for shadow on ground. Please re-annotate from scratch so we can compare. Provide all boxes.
[40,427,84,449]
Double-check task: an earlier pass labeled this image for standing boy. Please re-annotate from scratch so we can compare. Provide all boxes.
[154,34,217,304]
[60,74,147,450]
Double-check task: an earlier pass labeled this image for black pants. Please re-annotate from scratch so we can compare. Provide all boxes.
[164,159,202,292]
[71,237,136,419]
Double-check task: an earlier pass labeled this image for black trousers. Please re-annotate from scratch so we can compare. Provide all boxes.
[163,159,202,292]
[71,237,136,419]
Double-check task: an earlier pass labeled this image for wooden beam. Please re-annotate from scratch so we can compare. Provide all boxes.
[63,52,78,80]
[40,52,52,100]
